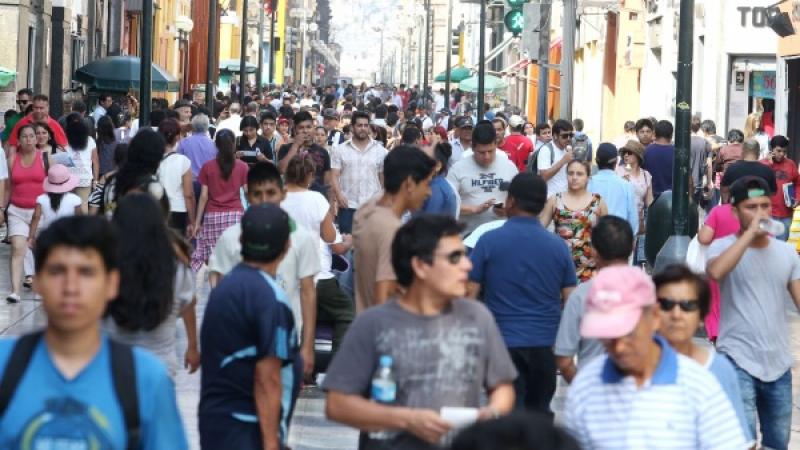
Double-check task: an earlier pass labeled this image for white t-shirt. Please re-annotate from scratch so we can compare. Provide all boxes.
[281,190,330,239]
[0,147,8,180]
[157,152,192,213]
[316,230,342,282]
[446,154,518,234]
[537,142,567,197]
[35,192,82,232]
[66,137,97,187]
[207,224,321,332]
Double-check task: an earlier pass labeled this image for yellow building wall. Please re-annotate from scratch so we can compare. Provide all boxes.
[275,0,287,83]
[601,1,644,141]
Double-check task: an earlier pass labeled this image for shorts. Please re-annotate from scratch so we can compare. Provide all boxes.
[7,204,33,238]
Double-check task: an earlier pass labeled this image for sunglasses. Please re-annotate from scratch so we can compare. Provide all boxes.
[657,298,700,312]
[16,100,28,105]
[559,133,575,139]
[436,249,467,265]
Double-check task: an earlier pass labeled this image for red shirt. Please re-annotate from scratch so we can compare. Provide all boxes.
[398,91,410,109]
[500,134,533,171]
[199,159,249,212]
[761,157,800,218]
[8,115,67,148]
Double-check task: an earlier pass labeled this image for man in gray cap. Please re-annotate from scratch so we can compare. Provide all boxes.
[449,115,474,167]
[588,143,638,234]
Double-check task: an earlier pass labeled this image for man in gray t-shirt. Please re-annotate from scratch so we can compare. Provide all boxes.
[707,176,800,450]
[554,215,634,383]
[323,215,517,450]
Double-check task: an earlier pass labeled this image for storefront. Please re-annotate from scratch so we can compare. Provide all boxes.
[776,2,800,159]
[728,57,776,134]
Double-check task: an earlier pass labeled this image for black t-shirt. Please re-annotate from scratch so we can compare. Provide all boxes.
[278,143,331,195]
[721,160,778,193]
[236,135,274,163]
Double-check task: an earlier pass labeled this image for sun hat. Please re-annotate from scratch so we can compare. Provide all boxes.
[581,266,657,339]
[620,140,645,163]
[43,164,79,194]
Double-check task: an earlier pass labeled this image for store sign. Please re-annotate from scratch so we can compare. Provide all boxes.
[737,6,781,27]
[751,72,776,99]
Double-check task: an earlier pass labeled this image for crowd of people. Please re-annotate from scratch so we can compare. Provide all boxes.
[0,79,795,450]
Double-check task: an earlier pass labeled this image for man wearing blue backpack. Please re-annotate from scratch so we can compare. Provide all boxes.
[0,216,187,449]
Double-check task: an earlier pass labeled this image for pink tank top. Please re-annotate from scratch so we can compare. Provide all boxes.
[10,150,46,209]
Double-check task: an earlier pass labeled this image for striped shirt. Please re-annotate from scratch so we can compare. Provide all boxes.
[565,335,747,449]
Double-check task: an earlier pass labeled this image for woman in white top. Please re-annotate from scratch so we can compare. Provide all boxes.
[157,118,196,236]
[64,112,99,212]
[280,152,336,244]
[28,164,82,247]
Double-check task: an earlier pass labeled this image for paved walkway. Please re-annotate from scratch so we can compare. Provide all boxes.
[3,243,800,448]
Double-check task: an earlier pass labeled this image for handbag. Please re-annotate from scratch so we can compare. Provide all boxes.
[685,236,707,274]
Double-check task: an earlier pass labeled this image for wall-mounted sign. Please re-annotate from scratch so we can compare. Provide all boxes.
[735,71,745,91]
[737,6,781,27]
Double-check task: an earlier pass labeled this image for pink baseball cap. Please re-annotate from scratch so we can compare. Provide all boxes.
[580,266,656,339]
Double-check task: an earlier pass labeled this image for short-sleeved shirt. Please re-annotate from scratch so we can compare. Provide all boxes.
[704,204,740,238]
[35,192,82,232]
[278,144,331,195]
[721,160,777,192]
[198,159,249,212]
[447,154,518,235]
[236,134,274,163]
[0,335,188,449]
[553,281,604,366]
[762,157,800,218]
[281,190,330,239]
[643,143,675,196]
[707,235,800,381]
[419,175,458,217]
[322,299,518,450]
[199,264,301,444]
[352,198,401,312]
[565,336,747,449]
[499,134,533,172]
[157,152,192,213]
[537,143,568,196]
[207,224,321,332]
[8,115,68,148]
[469,217,577,347]
[330,139,388,209]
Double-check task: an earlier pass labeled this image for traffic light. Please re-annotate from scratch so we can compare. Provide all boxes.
[451,30,460,58]
[504,9,524,35]
[504,0,529,36]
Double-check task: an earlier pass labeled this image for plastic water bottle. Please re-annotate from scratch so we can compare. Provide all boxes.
[369,355,397,441]
[760,219,786,237]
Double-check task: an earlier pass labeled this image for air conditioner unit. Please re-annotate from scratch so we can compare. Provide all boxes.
[648,17,662,49]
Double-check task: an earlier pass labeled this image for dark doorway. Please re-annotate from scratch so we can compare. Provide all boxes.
[787,59,800,161]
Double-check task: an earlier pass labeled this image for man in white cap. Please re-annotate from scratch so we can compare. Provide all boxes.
[565,266,747,449]
[499,115,533,172]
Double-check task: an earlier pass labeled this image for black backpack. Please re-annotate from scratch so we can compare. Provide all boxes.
[527,142,554,174]
[0,331,140,449]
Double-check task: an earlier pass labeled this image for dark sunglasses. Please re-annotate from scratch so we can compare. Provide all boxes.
[16,100,28,105]
[657,298,700,312]
[436,250,467,265]
[559,132,574,139]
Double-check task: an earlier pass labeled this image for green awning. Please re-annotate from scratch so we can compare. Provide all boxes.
[459,74,508,94]
[73,56,180,92]
[434,66,472,82]
[0,67,16,88]
[219,59,258,74]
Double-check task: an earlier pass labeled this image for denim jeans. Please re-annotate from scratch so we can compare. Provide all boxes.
[774,216,793,241]
[726,355,792,450]
[508,346,556,418]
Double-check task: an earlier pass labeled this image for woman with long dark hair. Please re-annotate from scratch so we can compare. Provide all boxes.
[96,115,117,177]
[418,142,458,217]
[157,118,195,235]
[106,193,200,377]
[96,129,164,217]
[191,129,248,270]
[64,112,99,212]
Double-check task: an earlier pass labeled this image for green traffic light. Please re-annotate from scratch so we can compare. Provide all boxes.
[504,9,524,34]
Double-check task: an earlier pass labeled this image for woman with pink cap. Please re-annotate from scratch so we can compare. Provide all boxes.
[27,164,82,248]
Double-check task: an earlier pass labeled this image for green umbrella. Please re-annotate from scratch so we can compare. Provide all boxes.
[434,66,472,83]
[0,67,15,88]
[459,75,508,94]
[219,59,258,74]
[73,56,180,92]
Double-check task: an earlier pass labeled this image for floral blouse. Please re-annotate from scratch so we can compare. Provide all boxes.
[553,193,603,282]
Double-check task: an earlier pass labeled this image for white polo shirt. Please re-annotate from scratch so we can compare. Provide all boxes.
[565,335,748,449]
